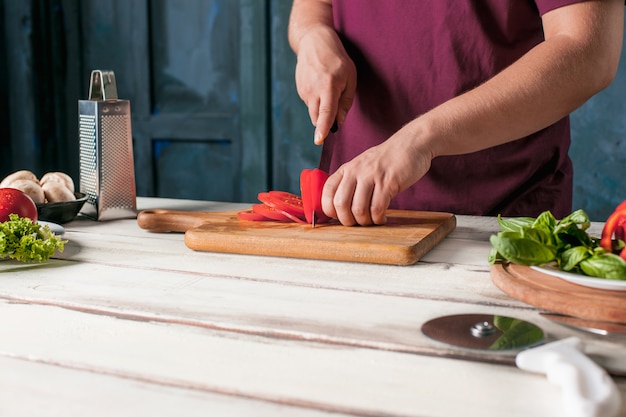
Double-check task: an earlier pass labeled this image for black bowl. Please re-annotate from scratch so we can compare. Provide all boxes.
[36,192,88,224]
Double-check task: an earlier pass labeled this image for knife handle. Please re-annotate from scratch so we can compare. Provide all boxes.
[516,337,621,417]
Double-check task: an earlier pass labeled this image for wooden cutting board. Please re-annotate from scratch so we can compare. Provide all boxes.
[491,263,626,324]
[137,209,456,265]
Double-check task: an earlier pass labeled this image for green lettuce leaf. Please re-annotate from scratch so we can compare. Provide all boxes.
[0,214,66,263]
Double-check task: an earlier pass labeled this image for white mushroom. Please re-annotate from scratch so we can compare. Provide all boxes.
[40,172,75,193]
[0,170,38,188]
[2,179,45,204]
[42,181,76,203]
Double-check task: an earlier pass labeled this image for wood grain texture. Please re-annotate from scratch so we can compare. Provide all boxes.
[2,198,625,416]
[0,301,566,417]
[137,209,456,265]
[491,263,626,324]
[0,356,344,417]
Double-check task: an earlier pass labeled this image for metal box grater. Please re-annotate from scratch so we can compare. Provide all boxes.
[79,70,137,220]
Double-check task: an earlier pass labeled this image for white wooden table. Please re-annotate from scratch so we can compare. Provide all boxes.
[0,197,624,417]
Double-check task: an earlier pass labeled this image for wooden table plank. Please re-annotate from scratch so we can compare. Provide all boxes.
[0,355,352,417]
[2,256,625,373]
[0,261,525,357]
[50,234,508,303]
[0,300,575,417]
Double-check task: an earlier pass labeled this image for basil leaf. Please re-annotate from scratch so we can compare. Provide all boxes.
[555,224,594,248]
[533,211,557,231]
[488,246,501,265]
[580,254,626,280]
[490,233,556,266]
[522,226,554,246]
[559,245,591,271]
[556,209,590,232]
[496,215,535,233]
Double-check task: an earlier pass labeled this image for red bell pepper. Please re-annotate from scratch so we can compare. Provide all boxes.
[617,216,626,261]
[615,215,626,242]
[600,200,626,260]
[300,168,331,225]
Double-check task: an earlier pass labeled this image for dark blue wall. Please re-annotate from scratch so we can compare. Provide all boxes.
[570,18,626,221]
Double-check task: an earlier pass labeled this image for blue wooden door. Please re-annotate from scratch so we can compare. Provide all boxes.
[78,0,270,202]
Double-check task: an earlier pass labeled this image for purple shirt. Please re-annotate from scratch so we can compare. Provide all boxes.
[322,0,587,217]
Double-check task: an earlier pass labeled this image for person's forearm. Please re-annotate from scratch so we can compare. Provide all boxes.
[288,0,334,54]
[410,0,624,160]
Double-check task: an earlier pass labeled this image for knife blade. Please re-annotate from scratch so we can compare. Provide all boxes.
[330,119,338,133]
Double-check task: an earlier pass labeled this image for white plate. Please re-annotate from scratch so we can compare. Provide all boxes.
[38,221,65,235]
[531,265,626,291]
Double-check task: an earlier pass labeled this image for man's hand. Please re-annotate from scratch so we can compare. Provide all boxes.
[288,0,356,145]
[322,125,434,226]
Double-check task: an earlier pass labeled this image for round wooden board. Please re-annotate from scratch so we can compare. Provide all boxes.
[490,263,626,324]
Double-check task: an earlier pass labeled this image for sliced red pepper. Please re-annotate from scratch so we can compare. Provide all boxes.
[615,215,626,242]
[252,203,306,224]
[618,217,626,261]
[300,168,331,225]
[237,209,268,221]
[600,202,626,250]
[257,191,306,220]
[237,169,331,226]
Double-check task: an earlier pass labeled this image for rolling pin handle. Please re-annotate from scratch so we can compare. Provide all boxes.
[137,210,208,233]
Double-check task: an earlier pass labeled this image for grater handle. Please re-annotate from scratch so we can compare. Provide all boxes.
[88,70,119,101]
